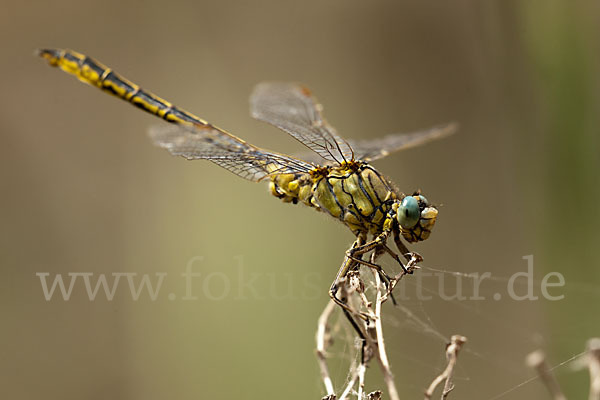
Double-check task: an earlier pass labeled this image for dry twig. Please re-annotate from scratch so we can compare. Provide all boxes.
[424,335,467,400]
[338,363,359,400]
[316,299,337,397]
[588,338,600,400]
[316,249,430,399]
[371,252,400,400]
[526,350,567,400]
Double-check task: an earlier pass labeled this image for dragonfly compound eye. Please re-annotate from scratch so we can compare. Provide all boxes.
[397,196,420,229]
[416,195,429,207]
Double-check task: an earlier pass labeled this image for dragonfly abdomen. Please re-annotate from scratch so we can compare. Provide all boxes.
[38,49,207,127]
[270,173,316,207]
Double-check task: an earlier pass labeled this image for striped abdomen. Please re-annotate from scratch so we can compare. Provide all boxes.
[271,163,397,234]
[38,49,206,127]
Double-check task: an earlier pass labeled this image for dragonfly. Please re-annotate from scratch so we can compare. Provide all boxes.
[39,48,456,317]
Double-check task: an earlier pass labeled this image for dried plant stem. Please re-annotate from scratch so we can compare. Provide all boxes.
[357,363,367,399]
[526,350,567,400]
[588,338,600,400]
[424,335,467,400]
[372,255,400,400]
[339,361,359,400]
[316,299,337,397]
[316,249,435,399]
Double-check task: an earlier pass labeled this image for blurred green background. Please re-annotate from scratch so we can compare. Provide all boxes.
[2,1,599,399]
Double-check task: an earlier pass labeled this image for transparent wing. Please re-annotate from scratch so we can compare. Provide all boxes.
[292,123,457,164]
[149,124,314,182]
[349,123,457,162]
[250,82,354,165]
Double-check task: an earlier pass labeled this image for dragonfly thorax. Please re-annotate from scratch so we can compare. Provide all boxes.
[270,163,438,241]
[269,163,387,234]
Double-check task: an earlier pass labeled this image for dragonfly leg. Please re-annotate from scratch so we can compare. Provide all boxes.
[329,235,370,321]
[347,231,388,256]
[393,226,423,266]
[346,252,393,290]
[347,246,401,306]
[381,243,402,264]
[393,227,412,262]
[329,278,367,320]
[366,246,399,305]
[345,229,409,276]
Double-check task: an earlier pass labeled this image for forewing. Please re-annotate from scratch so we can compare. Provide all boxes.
[250,82,354,164]
[349,123,457,162]
[149,124,314,182]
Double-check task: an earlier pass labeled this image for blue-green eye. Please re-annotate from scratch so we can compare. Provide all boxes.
[398,196,420,229]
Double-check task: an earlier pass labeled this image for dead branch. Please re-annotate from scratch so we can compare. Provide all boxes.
[316,299,337,397]
[588,338,600,400]
[316,249,432,399]
[372,254,400,400]
[526,350,567,400]
[338,363,359,400]
[424,335,468,400]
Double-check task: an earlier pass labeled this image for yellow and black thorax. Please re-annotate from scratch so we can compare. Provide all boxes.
[270,162,398,235]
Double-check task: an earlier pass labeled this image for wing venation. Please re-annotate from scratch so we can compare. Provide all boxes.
[349,123,458,162]
[250,82,354,164]
[149,124,314,182]
[291,123,457,164]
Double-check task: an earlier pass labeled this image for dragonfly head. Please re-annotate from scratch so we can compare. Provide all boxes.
[396,193,438,243]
